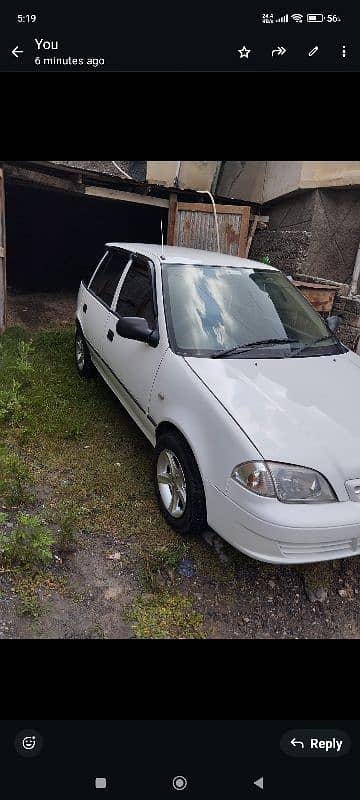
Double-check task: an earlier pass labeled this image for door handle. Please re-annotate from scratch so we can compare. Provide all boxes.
[107,329,114,342]
[83,303,87,313]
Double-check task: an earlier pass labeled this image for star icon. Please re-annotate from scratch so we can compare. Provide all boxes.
[238,46,251,58]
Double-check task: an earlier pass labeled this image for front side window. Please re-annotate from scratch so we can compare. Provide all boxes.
[116,257,156,328]
[162,264,343,358]
[90,250,130,307]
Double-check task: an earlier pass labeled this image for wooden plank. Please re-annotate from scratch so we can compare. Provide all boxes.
[177,202,251,215]
[245,214,260,258]
[5,165,169,207]
[4,164,82,194]
[238,205,251,257]
[85,186,169,207]
[167,192,178,245]
[0,246,4,258]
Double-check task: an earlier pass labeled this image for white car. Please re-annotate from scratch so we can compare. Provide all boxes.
[75,243,360,565]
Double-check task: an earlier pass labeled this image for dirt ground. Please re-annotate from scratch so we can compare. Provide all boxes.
[1,291,360,639]
[7,291,77,331]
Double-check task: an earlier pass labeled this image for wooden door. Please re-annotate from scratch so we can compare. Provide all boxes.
[0,168,6,332]
[168,200,251,257]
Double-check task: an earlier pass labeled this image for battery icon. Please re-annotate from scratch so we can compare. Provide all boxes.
[307,13,324,21]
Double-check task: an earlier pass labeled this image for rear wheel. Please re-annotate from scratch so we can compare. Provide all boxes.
[154,431,207,536]
[75,326,94,378]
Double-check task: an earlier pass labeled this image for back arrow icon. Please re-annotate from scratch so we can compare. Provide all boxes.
[12,46,24,58]
[272,46,286,56]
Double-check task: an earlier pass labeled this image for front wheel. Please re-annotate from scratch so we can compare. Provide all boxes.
[75,326,94,378]
[154,431,207,536]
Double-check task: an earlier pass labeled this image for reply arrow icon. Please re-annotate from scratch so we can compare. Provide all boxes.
[12,46,24,58]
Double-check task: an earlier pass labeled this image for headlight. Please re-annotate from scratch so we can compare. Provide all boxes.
[231,461,337,503]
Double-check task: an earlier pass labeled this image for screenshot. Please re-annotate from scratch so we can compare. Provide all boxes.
[0,160,360,641]
[0,720,356,798]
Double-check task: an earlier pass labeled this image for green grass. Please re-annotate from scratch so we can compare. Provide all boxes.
[18,592,43,618]
[0,325,222,637]
[0,513,54,568]
[126,592,205,639]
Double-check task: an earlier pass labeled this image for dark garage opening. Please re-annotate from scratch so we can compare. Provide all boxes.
[5,182,168,293]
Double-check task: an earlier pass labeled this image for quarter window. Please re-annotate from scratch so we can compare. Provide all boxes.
[90,250,130,307]
[116,257,156,328]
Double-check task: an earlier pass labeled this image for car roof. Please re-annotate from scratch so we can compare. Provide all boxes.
[105,243,278,271]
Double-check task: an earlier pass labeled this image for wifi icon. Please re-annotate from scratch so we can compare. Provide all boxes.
[291,13,303,22]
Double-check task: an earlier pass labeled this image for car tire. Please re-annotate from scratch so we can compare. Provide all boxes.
[75,325,94,378]
[154,431,207,535]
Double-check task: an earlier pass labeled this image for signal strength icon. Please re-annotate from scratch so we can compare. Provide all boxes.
[291,13,303,22]
[275,13,289,22]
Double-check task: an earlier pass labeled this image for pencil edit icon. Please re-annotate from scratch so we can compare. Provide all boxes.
[308,46,319,56]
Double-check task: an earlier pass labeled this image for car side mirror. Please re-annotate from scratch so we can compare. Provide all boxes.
[326,314,342,334]
[116,316,159,347]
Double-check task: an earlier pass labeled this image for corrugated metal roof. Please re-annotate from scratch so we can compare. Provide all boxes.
[48,161,146,181]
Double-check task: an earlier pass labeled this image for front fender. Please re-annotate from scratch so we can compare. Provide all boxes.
[149,350,261,493]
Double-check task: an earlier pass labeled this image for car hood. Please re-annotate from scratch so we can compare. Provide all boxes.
[185,351,360,498]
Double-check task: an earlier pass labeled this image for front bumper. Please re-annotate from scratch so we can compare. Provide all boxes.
[205,481,360,564]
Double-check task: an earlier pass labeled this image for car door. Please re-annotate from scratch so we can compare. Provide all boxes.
[78,249,132,364]
[102,253,168,440]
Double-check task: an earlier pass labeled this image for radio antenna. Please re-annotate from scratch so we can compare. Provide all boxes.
[160,219,165,259]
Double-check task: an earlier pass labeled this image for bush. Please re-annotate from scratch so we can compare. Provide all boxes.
[0,513,54,568]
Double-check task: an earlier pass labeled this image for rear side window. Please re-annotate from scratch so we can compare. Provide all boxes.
[116,257,156,328]
[89,250,130,307]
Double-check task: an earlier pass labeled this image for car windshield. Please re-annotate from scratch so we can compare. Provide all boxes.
[162,264,342,358]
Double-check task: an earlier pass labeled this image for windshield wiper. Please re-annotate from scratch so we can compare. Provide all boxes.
[212,338,299,359]
[289,334,338,358]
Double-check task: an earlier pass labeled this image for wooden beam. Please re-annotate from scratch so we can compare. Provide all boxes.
[85,186,169,207]
[4,164,83,194]
[177,202,251,215]
[246,215,260,258]
[167,192,178,244]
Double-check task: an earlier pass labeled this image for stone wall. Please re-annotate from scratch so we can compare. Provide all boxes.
[250,187,360,285]
[332,293,360,352]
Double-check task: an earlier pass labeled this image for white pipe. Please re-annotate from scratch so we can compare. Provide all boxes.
[111,161,133,180]
[350,240,360,296]
[197,190,221,253]
[174,161,181,186]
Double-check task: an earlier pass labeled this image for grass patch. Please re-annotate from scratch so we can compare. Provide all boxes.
[18,592,43,618]
[0,446,31,508]
[126,592,205,639]
[0,513,54,568]
[47,499,82,553]
[142,542,187,591]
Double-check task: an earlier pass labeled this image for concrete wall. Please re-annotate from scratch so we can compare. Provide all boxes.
[217,160,302,202]
[300,161,360,189]
[217,161,360,203]
[146,161,218,191]
[217,161,266,203]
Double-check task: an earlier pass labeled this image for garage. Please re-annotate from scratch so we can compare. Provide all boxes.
[0,161,173,330]
[5,182,169,292]
[0,161,253,332]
